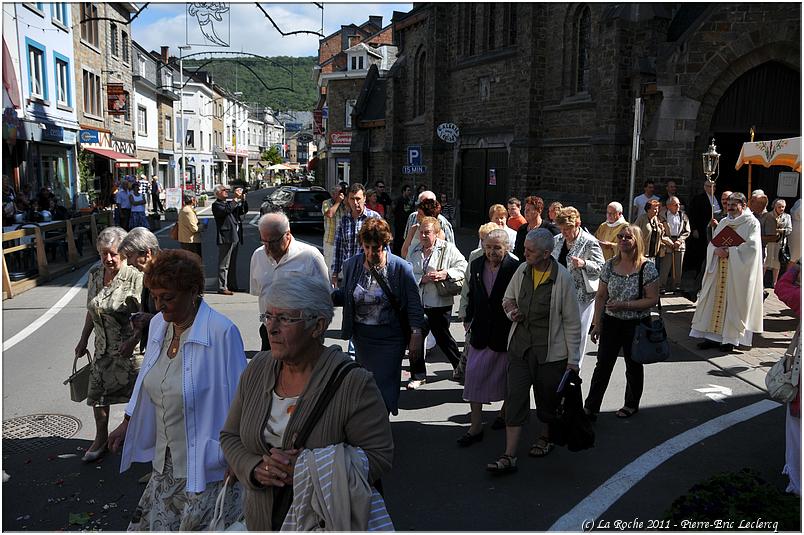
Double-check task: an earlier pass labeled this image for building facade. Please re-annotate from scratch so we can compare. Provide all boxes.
[177,71,214,191]
[15,2,81,209]
[381,3,800,228]
[223,92,249,182]
[152,47,179,188]
[132,41,159,179]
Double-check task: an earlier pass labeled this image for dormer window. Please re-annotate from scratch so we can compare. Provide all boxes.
[350,54,365,71]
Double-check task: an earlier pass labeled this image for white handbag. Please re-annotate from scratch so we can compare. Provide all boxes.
[208,477,247,532]
[580,267,598,294]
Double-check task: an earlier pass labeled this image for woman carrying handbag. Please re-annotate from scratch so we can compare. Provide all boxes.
[583,225,659,420]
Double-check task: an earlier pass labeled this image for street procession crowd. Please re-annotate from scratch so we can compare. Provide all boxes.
[69,176,801,530]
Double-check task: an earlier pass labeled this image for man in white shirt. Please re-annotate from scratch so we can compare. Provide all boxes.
[658,196,691,293]
[250,211,330,350]
[631,180,660,221]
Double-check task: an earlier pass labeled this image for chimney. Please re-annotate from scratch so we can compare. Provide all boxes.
[161,46,169,63]
[368,16,383,28]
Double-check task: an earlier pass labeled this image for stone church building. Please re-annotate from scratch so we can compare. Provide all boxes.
[348,3,800,227]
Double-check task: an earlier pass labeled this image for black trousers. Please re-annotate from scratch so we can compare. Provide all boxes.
[411,306,461,376]
[584,314,644,413]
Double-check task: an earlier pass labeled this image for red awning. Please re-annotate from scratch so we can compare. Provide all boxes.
[3,38,21,108]
[307,156,319,171]
[83,146,141,168]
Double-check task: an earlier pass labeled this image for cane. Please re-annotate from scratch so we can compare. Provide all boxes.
[671,249,677,289]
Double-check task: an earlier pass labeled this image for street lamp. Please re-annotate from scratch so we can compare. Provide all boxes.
[233,91,243,184]
[178,45,191,191]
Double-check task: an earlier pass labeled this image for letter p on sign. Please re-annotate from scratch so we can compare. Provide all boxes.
[407,145,422,166]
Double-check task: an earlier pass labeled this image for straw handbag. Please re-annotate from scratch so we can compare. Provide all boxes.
[64,350,93,402]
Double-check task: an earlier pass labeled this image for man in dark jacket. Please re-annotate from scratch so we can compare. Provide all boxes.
[212,184,248,294]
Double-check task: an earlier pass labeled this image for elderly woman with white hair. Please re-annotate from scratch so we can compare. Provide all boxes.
[594,201,629,261]
[118,227,161,358]
[74,226,143,462]
[221,275,393,531]
[457,228,519,447]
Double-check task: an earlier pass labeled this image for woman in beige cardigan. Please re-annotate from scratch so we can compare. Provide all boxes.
[178,190,202,258]
[221,276,393,531]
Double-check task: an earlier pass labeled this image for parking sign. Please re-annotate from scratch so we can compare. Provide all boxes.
[403,146,426,174]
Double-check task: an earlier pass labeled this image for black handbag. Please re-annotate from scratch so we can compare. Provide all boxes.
[779,237,791,265]
[369,264,414,345]
[551,370,595,451]
[630,262,671,364]
[271,358,359,530]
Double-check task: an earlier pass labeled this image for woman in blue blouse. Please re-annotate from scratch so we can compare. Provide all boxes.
[333,218,427,414]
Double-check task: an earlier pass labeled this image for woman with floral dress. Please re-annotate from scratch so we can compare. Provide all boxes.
[74,227,143,462]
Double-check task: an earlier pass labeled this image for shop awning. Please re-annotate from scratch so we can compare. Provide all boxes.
[213,147,228,162]
[307,156,319,171]
[83,146,141,168]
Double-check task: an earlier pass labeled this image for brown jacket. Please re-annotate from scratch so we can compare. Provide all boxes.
[220,346,393,531]
[658,210,691,256]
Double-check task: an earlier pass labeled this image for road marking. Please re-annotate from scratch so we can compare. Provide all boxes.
[548,399,780,532]
[695,384,733,403]
[3,265,92,351]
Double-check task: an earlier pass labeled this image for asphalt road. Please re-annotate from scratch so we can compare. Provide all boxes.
[1,188,791,531]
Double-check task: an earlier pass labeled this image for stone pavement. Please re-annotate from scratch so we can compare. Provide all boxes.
[451,225,800,392]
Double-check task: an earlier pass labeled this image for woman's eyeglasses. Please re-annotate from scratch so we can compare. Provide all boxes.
[258,312,310,325]
[616,234,634,241]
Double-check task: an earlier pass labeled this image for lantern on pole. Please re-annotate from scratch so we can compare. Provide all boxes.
[702,138,720,182]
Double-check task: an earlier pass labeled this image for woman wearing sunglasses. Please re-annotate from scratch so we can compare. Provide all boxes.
[583,225,658,420]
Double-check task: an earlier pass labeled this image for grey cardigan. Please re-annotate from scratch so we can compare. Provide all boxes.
[220,346,393,531]
[502,259,583,366]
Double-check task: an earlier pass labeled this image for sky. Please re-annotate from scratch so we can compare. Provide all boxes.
[131,2,412,59]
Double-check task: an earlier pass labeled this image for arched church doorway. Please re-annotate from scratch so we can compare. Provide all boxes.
[709,61,800,201]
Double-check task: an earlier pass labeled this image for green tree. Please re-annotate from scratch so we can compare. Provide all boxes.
[77,148,95,193]
[261,146,282,165]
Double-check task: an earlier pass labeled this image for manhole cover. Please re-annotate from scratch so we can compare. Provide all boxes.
[3,414,82,454]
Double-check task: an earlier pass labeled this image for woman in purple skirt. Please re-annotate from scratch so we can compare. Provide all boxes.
[458,229,519,446]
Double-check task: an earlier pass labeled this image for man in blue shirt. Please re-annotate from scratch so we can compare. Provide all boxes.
[330,183,381,286]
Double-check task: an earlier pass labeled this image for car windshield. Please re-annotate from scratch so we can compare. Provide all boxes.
[295,192,329,206]
[269,189,293,203]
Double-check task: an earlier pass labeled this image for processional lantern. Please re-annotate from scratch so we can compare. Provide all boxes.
[702,138,721,182]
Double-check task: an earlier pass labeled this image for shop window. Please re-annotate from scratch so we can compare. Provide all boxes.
[26,39,47,100]
[80,3,99,48]
[82,69,101,116]
[54,54,71,107]
[137,105,147,135]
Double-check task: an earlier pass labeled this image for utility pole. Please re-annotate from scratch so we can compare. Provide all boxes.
[178,45,191,190]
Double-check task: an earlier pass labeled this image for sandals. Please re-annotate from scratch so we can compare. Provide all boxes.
[528,437,553,457]
[616,407,639,419]
[486,454,517,474]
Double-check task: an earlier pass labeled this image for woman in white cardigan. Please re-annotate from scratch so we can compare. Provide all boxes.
[551,206,604,367]
[406,216,468,389]
[107,249,248,531]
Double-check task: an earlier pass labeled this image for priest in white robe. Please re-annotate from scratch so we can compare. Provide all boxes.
[690,192,764,351]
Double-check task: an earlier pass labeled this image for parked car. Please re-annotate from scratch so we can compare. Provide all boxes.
[259,186,329,228]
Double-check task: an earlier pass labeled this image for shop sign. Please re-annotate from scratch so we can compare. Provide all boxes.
[107,83,129,116]
[62,130,76,144]
[42,124,64,142]
[437,123,460,143]
[79,129,100,143]
[3,107,22,145]
[330,131,351,146]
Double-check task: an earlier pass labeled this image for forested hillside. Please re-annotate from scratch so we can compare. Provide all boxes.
[183,56,318,111]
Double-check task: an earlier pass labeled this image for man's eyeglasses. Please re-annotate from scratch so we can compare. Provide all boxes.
[261,231,289,247]
[258,312,310,325]
[616,234,634,241]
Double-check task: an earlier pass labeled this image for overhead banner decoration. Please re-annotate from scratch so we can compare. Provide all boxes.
[107,83,129,116]
[187,3,231,47]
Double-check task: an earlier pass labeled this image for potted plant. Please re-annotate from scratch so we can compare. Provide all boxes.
[197,194,208,207]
